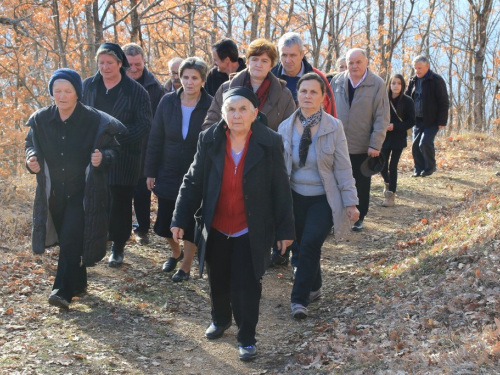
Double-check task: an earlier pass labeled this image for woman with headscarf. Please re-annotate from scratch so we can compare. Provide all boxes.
[25,69,125,308]
[171,87,295,361]
[277,73,359,319]
[82,43,153,267]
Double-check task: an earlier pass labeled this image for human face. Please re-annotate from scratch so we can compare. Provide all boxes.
[390,77,402,97]
[337,59,347,72]
[347,51,368,81]
[170,61,182,88]
[297,79,324,115]
[98,53,122,81]
[223,97,258,136]
[280,44,305,77]
[181,68,204,96]
[248,53,273,81]
[413,61,430,78]
[212,49,230,73]
[52,80,78,114]
[125,54,145,81]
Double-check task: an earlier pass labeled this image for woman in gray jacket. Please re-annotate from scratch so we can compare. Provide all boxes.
[278,73,359,319]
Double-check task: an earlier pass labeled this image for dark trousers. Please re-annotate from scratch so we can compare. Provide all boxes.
[205,229,262,346]
[291,192,333,307]
[133,177,151,233]
[380,148,403,193]
[349,153,371,220]
[50,192,87,302]
[412,119,439,173]
[109,185,135,245]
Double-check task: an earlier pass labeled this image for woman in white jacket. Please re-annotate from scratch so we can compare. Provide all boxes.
[278,73,359,319]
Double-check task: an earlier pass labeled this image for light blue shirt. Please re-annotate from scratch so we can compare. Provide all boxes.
[181,105,196,139]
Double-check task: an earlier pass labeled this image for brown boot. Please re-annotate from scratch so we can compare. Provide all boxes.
[382,191,395,207]
[383,183,389,195]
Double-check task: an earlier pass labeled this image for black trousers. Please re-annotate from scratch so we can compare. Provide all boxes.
[380,148,403,193]
[109,185,135,245]
[205,229,262,347]
[133,177,151,233]
[349,153,371,220]
[50,192,87,302]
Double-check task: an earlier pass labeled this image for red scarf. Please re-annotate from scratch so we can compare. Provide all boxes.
[243,72,271,110]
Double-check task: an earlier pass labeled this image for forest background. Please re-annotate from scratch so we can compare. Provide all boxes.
[0,0,499,177]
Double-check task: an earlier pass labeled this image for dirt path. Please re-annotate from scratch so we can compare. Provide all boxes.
[1,147,497,374]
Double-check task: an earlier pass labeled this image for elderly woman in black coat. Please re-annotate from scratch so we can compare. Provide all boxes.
[145,57,212,282]
[171,87,295,361]
[25,69,125,308]
[82,42,152,267]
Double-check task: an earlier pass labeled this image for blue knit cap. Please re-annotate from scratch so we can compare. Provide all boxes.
[48,68,83,100]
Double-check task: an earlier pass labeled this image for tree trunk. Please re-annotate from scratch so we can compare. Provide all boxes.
[85,3,97,73]
[51,0,67,67]
[264,0,272,39]
[365,0,371,61]
[250,0,262,41]
[377,0,386,79]
[130,0,141,43]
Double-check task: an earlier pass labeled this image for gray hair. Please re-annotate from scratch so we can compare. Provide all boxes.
[278,32,304,53]
[346,48,367,61]
[168,57,184,70]
[179,57,208,82]
[122,43,145,59]
[412,55,430,65]
[221,95,256,117]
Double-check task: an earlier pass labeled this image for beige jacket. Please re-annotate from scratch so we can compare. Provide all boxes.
[202,69,296,131]
[278,109,358,238]
[330,69,389,154]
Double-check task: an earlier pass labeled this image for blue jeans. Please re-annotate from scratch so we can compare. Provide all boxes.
[412,120,439,173]
[291,191,333,307]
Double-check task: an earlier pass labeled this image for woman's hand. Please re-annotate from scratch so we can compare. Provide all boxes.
[171,227,184,244]
[277,240,294,255]
[146,177,155,191]
[387,123,394,131]
[91,149,102,167]
[346,206,360,222]
[27,156,40,173]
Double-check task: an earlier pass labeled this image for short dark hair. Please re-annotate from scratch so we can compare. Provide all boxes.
[212,39,239,62]
[297,72,325,95]
[179,57,208,82]
[387,74,407,118]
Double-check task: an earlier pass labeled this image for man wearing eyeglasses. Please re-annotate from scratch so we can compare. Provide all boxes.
[164,57,183,93]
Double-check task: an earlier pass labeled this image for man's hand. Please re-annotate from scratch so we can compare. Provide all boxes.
[277,240,293,255]
[171,227,184,244]
[346,206,360,222]
[27,156,40,173]
[147,177,155,191]
[387,123,394,131]
[91,149,102,167]
[367,147,379,157]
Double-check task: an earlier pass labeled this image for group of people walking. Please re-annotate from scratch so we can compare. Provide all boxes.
[25,33,449,361]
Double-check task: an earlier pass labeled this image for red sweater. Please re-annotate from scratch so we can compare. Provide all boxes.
[211,130,252,235]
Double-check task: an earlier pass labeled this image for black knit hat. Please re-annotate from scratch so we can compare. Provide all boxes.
[222,87,259,109]
[48,68,83,100]
[97,42,130,68]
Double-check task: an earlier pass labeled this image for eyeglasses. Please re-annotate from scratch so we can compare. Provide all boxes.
[169,71,179,76]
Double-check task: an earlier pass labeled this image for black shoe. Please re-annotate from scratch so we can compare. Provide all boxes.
[162,251,184,273]
[271,252,289,267]
[205,321,231,339]
[238,345,257,361]
[172,269,190,282]
[134,230,149,245]
[48,294,70,309]
[352,219,363,232]
[108,242,125,267]
[421,168,436,177]
[411,171,422,177]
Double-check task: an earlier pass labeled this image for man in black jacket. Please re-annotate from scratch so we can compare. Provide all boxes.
[406,55,449,177]
[205,38,246,96]
[123,43,166,245]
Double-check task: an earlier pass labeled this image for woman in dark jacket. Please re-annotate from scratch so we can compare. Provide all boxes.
[25,69,125,308]
[381,74,416,207]
[82,42,153,267]
[145,57,212,282]
[171,87,295,361]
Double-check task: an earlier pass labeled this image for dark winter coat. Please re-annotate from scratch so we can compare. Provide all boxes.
[382,94,416,149]
[144,87,213,201]
[138,67,166,176]
[202,69,296,131]
[82,69,152,186]
[271,57,337,117]
[25,104,126,265]
[204,57,246,97]
[171,119,296,280]
[405,69,449,128]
